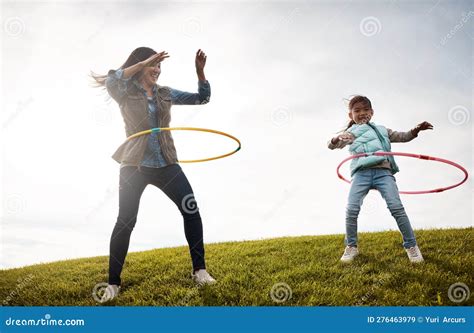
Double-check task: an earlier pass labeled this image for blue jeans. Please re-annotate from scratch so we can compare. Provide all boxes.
[345,168,417,249]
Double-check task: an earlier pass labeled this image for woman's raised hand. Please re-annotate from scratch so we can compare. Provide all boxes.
[122,51,169,80]
[141,51,170,68]
[195,49,207,71]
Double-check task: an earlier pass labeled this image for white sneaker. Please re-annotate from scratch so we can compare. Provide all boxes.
[340,246,359,262]
[101,284,120,302]
[191,269,216,286]
[406,245,424,263]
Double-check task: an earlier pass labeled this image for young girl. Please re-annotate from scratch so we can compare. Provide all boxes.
[328,95,433,263]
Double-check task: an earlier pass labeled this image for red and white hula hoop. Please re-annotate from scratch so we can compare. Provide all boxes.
[336,152,469,194]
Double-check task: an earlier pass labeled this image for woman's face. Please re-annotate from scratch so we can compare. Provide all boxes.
[139,62,161,87]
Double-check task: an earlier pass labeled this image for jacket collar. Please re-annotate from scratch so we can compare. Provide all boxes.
[132,80,157,95]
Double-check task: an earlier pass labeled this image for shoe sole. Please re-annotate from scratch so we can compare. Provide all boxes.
[340,257,357,263]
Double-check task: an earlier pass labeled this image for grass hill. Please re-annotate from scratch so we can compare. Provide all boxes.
[0,228,472,306]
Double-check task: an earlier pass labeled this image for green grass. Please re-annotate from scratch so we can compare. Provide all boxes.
[0,228,472,306]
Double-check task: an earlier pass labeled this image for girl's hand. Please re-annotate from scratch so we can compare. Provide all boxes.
[412,121,434,136]
[140,51,169,68]
[332,133,354,144]
[195,49,207,71]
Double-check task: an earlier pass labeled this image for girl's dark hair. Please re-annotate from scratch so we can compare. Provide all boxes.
[91,47,157,87]
[342,95,372,131]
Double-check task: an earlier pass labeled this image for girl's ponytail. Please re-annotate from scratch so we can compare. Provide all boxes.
[344,119,355,131]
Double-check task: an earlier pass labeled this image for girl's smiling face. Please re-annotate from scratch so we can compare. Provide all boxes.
[349,101,374,124]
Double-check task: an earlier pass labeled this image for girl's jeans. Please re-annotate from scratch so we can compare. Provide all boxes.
[108,164,206,286]
[345,168,417,249]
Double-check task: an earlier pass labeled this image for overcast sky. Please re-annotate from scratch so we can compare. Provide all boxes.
[1,0,472,269]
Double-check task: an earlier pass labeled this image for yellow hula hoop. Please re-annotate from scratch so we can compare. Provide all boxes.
[126,127,241,163]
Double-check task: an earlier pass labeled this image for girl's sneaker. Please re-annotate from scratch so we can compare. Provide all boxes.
[192,269,216,285]
[405,246,424,263]
[101,284,120,302]
[340,246,359,262]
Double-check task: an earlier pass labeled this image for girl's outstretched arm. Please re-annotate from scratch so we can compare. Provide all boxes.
[388,121,434,143]
[328,133,354,150]
[411,121,434,136]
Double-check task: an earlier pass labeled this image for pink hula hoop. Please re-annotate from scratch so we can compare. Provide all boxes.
[336,152,469,194]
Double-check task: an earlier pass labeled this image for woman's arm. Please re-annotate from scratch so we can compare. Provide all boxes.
[105,69,130,103]
[195,49,207,81]
[106,52,169,103]
[170,82,211,105]
[122,51,169,79]
[170,49,211,105]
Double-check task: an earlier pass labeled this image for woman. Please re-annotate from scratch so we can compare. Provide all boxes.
[93,47,215,302]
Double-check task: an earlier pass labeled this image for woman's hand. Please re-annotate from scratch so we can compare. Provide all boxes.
[412,121,434,136]
[331,133,354,145]
[195,49,207,81]
[140,51,169,68]
[122,51,169,79]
